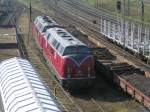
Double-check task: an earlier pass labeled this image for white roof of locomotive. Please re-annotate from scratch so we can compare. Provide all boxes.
[35,16,58,28]
[0,57,61,112]
[46,27,86,48]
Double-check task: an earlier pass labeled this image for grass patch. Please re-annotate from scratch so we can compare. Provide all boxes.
[17,0,54,16]
[81,0,150,25]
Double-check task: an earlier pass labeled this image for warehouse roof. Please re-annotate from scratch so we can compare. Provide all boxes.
[0,57,61,112]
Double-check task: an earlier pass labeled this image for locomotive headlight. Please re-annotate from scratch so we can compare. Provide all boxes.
[67,67,71,78]
[67,67,70,73]
[67,74,71,78]
[88,67,91,77]
[88,67,91,73]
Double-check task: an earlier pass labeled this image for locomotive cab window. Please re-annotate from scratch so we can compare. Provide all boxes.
[45,31,50,40]
[58,45,65,55]
[40,26,47,33]
[34,19,38,25]
[37,23,42,31]
[56,43,60,49]
[47,34,51,40]
[39,26,44,32]
[39,24,46,33]
[42,26,51,33]
[62,46,91,55]
[52,39,58,48]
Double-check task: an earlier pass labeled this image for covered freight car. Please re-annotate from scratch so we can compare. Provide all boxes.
[0,57,62,112]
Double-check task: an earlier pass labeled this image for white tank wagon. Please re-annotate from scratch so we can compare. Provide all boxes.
[0,57,62,112]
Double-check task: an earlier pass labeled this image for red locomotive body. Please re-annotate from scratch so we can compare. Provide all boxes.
[32,16,58,48]
[32,16,95,88]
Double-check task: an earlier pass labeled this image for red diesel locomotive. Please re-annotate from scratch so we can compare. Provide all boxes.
[32,16,95,88]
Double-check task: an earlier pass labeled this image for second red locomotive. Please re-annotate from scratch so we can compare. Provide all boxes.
[32,16,95,88]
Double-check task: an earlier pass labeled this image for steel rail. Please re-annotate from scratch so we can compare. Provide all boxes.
[2,2,84,112]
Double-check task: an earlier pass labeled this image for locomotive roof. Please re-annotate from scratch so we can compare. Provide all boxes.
[0,57,61,112]
[46,27,87,48]
[35,16,58,27]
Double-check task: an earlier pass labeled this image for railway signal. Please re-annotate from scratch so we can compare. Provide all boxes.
[116,0,121,12]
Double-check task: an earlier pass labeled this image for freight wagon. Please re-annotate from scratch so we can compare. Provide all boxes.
[0,25,20,60]
[93,48,150,109]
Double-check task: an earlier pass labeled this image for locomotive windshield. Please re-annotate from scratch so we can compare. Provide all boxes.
[63,46,91,55]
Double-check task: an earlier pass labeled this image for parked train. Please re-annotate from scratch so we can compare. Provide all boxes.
[32,16,95,88]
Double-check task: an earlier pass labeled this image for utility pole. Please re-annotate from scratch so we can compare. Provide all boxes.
[27,0,32,46]
[55,0,60,8]
[127,0,130,15]
[138,0,144,54]
[95,0,98,8]
[122,0,126,51]
[116,0,121,12]
[138,0,144,22]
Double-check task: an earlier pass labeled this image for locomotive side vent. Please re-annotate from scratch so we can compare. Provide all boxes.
[47,20,53,23]
[61,34,73,41]
[57,29,63,32]
[55,28,76,42]
[42,16,49,21]
[42,16,54,23]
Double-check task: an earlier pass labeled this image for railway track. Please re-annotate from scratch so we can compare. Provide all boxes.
[47,0,150,69]
[0,1,84,112]
[143,0,150,4]
[4,0,149,111]
[16,3,144,112]
[2,0,147,111]
[24,42,82,112]
[31,7,149,112]
[62,0,116,25]
[41,0,150,111]
[71,96,106,112]
[17,9,84,112]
